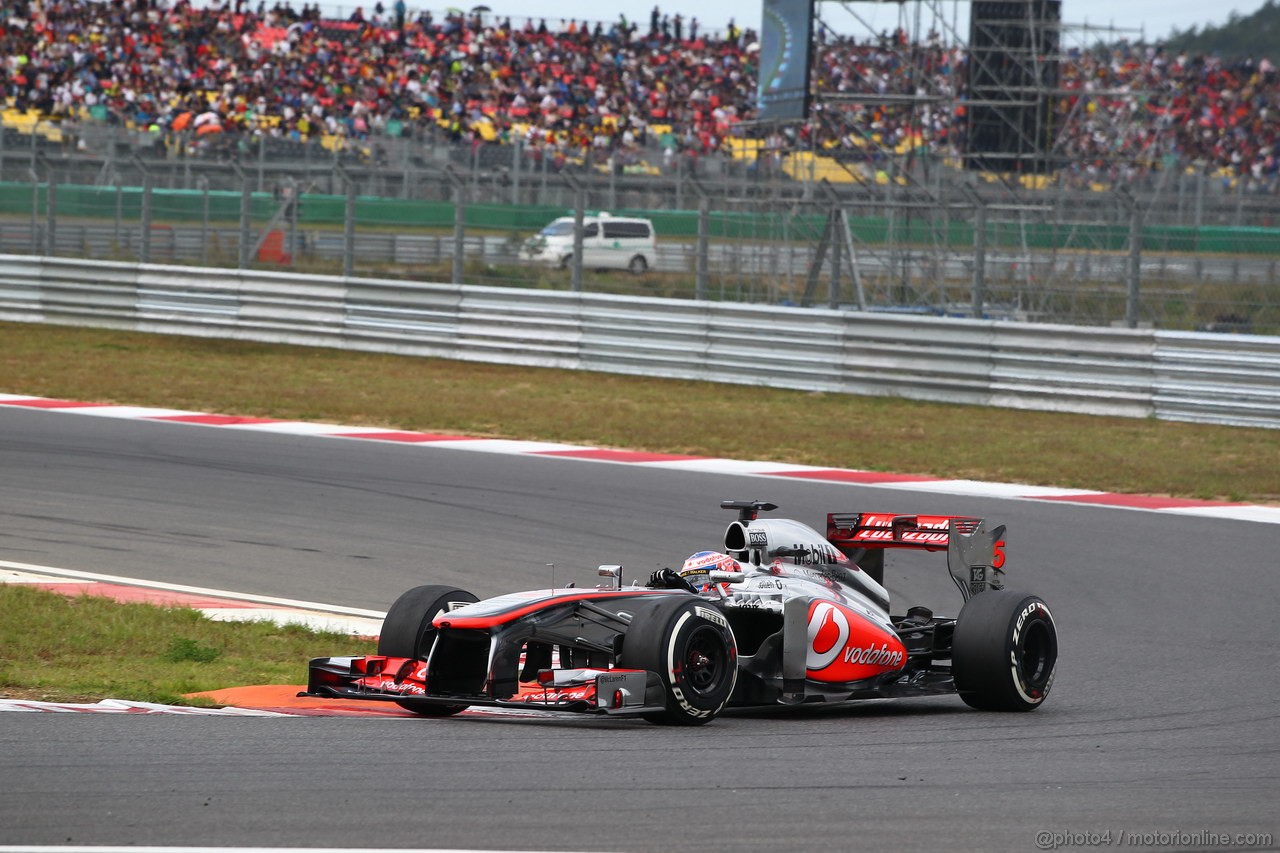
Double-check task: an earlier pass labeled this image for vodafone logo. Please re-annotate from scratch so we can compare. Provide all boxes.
[806,601,908,676]
[807,602,850,670]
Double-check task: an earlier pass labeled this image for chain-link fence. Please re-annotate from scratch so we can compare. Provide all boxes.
[3,135,1278,335]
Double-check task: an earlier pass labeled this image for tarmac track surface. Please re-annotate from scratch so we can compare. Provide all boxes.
[0,407,1276,852]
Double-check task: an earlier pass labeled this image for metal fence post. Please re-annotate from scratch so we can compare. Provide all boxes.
[829,203,842,310]
[511,138,522,206]
[286,177,299,268]
[608,156,618,211]
[972,198,987,319]
[454,182,466,284]
[114,180,124,255]
[46,177,57,258]
[257,137,266,194]
[566,174,585,293]
[236,166,252,269]
[198,176,210,266]
[1119,189,1142,329]
[342,169,356,278]
[140,174,153,264]
[29,169,40,255]
[444,167,466,285]
[697,194,710,300]
[1194,168,1205,234]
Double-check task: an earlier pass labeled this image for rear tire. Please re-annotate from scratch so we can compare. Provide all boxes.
[619,596,737,725]
[952,590,1057,711]
[378,584,478,716]
[628,255,648,274]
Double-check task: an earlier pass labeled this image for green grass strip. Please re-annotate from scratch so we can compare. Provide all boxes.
[0,584,374,705]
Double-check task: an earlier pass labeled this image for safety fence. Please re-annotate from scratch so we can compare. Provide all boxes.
[4,174,1280,336]
[5,181,1280,253]
[1,254,1277,429]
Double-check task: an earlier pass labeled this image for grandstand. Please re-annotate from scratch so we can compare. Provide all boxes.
[0,0,1276,190]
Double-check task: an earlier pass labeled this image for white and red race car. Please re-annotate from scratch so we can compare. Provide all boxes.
[303,500,1058,724]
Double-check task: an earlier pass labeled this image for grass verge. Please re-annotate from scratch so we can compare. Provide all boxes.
[2,321,1277,502]
[0,585,375,705]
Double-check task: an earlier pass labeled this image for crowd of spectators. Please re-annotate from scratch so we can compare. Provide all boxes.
[802,30,1280,190]
[1,0,1278,189]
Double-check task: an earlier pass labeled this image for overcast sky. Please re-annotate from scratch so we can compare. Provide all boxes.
[370,0,1269,45]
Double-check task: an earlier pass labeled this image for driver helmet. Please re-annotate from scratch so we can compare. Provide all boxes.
[679,550,742,590]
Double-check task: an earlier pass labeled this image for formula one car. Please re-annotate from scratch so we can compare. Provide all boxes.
[303,500,1058,724]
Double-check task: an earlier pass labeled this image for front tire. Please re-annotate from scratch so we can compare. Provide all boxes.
[619,596,737,725]
[952,590,1057,711]
[378,584,478,716]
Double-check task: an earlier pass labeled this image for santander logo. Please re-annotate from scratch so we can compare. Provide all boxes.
[806,601,907,679]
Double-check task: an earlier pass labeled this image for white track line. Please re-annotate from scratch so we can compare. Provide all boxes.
[0,560,385,619]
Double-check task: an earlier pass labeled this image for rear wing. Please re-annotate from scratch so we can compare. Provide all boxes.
[827,512,1007,601]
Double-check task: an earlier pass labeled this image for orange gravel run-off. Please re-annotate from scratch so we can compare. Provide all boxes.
[187,684,412,716]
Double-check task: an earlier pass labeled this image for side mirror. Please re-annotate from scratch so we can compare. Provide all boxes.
[597,564,623,590]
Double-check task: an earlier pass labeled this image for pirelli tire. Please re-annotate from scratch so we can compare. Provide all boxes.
[377,584,479,716]
[952,590,1057,712]
[619,595,738,726]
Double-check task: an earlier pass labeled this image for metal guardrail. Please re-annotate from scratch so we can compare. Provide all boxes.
[2,255,1277,429]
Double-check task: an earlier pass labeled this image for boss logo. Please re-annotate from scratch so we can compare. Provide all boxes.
[749,530,769,546]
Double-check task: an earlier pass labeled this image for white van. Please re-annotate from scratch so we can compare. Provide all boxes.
[522,213,656,274]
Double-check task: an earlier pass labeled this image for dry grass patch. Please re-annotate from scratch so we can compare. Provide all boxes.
[1,321,1277,503]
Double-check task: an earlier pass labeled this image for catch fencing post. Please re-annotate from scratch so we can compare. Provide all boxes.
[197,176,210,266]
[818,180,845,310]
[286,177,299,268]
[511,138,522,206]
[962,185,987,319]
[28,168,40,255]
[445,166,466,285]
[343,168,357,278]
[690,176,710,300]
[45,175,57,258]
[140,173,154,264]
[1118,188,1143,329]
[697,195,710,300]
[114,179,124,255]
[564,172,585,293]
[257,138,266,194]
[233,163,252,269]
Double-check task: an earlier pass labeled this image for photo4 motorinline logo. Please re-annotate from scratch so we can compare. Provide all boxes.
[1035,829,1274,850]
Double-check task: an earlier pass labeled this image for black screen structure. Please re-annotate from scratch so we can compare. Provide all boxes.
[757,0,815,122]
[964,0,1061,173]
